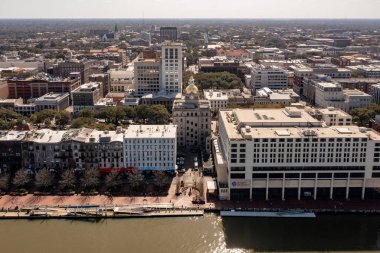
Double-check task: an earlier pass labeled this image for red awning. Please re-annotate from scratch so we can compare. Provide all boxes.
[98,167,134,173]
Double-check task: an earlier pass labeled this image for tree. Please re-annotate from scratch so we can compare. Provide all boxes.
[105,171,122,192]
[128,168,144,191]
[81,168,99,190]
[55,111,71,127]
[0,173,10,192]
[153,171,168,191]
[350,104,380,127]
[30,109,56,125]
[183,70,193,85]
[0,108,27,130]
[76,108,95,118]
[12,170,32,189]
[59,169,76,191]
[193,72,243,90]
[71,117,96,129]
[35,168,54,191]
[150,105,171,124]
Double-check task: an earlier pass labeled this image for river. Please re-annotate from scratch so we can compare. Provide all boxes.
[1,213,380,253]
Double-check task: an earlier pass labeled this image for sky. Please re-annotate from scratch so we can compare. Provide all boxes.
[1,0,380,19]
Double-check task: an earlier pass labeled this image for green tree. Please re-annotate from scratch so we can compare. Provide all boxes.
[76,108,95,118]
[55,111,71,127]
[350,104,380,127]
[0,108,27,130]
[194,72,243,90]
[150,105,171,124]
[71,117,96,129]
[30,109,56,125]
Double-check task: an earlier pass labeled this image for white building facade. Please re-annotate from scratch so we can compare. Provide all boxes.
[123,125,177,171]
[161,43,183,94]
[216,107,380,201]
[250,65,288,92]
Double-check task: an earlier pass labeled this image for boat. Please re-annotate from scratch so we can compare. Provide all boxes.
[220,210,316,218]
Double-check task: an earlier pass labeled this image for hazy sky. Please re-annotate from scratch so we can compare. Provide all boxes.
[1,0,380,19]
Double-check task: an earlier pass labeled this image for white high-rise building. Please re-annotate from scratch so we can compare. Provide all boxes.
[161,42,183,94]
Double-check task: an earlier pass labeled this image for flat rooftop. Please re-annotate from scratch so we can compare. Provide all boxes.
[220,108,380,141]
[35,92,69,101]
[125,125,176,139]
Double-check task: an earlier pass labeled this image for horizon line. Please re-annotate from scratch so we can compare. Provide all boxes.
[1,17,380,20]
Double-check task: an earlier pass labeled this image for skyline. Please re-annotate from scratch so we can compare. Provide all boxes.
[1,0,380,19]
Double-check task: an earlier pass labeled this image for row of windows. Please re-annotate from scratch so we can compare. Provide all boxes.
[231,172,365,180]
[249,158,366,164]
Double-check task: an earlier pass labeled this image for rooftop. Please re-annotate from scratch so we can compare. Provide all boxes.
[35,92,69,101]
[125,125,177,139]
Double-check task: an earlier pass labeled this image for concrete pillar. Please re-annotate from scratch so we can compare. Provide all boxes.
[345,173,350,200]
[250,176,253,201]
[361,178,366,200]
[314,174,318,200]
[330,173,334,200]
[266,174,269,201]
[298,173,302,200]
[282,174,285,201]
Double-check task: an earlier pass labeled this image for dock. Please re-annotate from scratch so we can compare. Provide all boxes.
[0,204,204,219]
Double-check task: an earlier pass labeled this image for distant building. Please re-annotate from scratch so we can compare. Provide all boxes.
[160,27,177,41]
[54,60,91,83]
[347,65,380,78]
[254,87,300,106]
[134,59,161,96]
[317,107,353,126]
[7,73,80,100]
[109,70,134,93]
[371,84,380,106]
[198,56,249,80]
[72,82,102,113]
[315,82,372,112]
[203,90,229,112]
[89,73,110,97]
[141,92,181,112]
[250,65,288,92]
[34,92,70,112]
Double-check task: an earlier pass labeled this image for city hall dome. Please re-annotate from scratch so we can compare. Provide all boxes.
[185,76,199,95]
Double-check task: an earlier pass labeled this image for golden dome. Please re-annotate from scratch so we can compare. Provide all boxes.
[185,76,199,95]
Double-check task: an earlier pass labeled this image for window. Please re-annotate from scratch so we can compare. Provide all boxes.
[231,173,245,179]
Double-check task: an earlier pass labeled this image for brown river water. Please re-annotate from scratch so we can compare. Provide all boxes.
[1,213,380,253]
